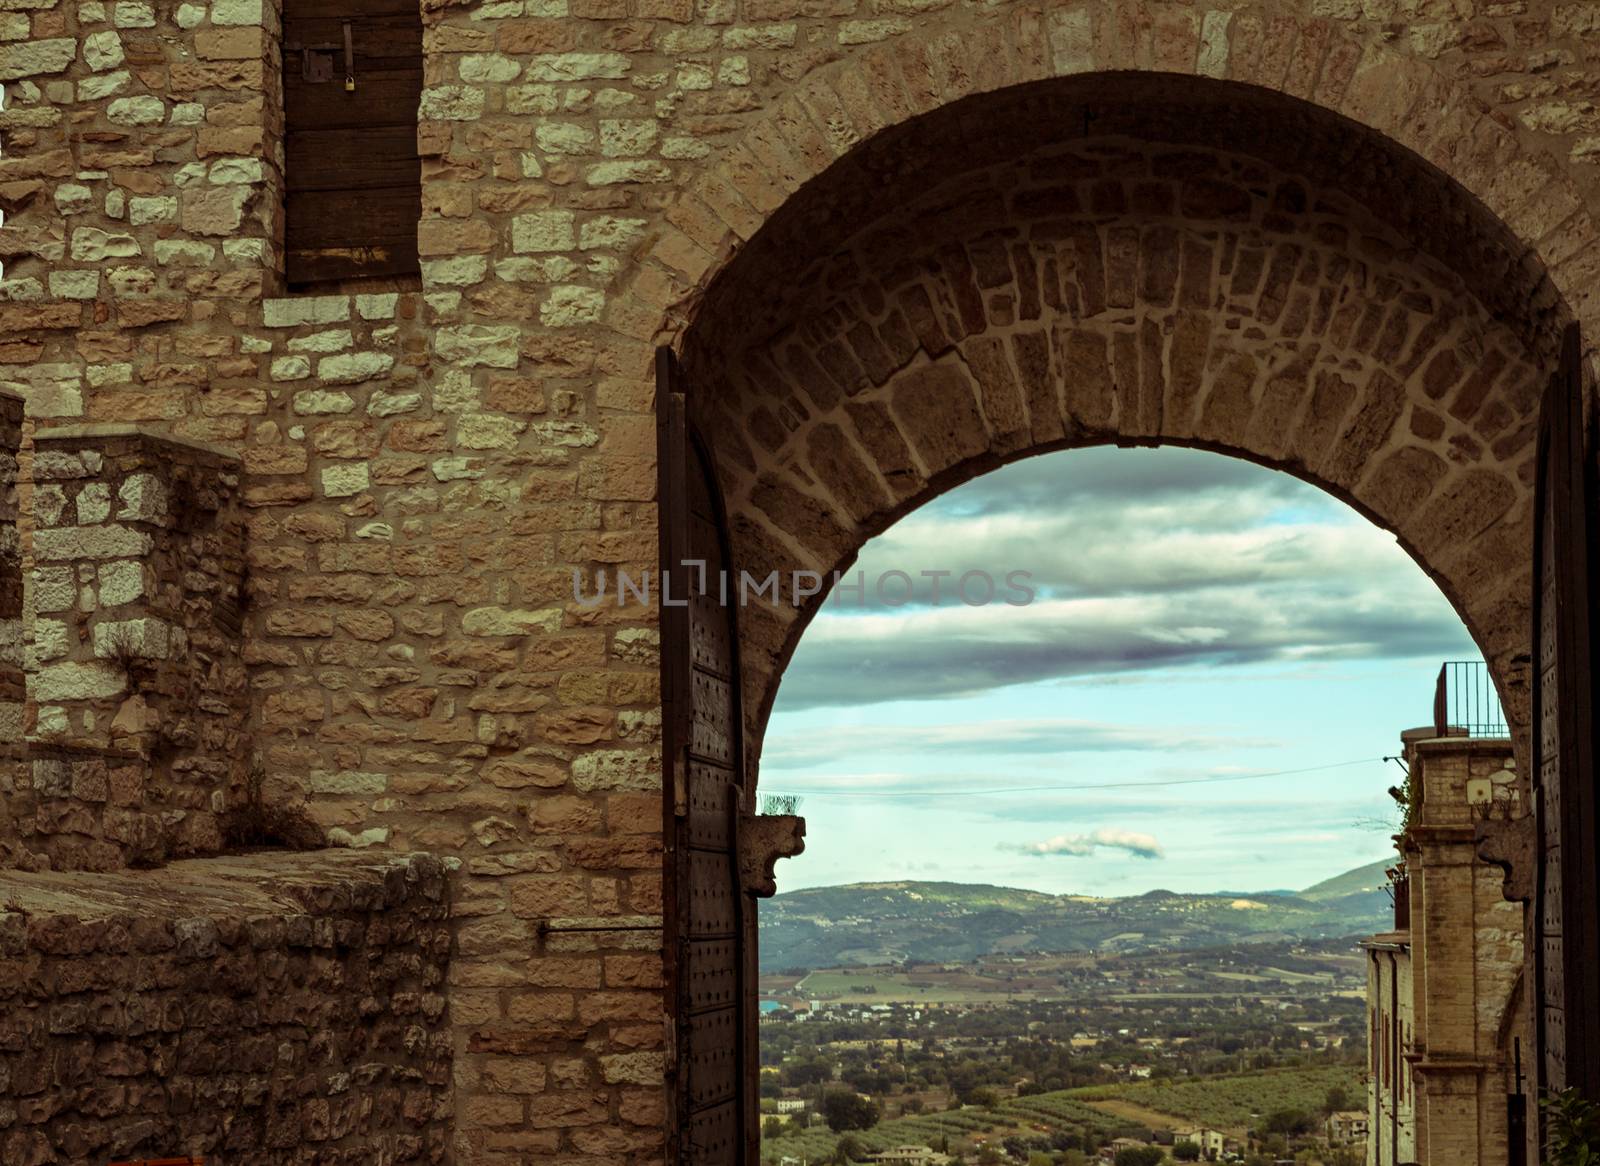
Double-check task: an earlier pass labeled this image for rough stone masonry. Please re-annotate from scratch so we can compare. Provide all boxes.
[3,0,1600,1160]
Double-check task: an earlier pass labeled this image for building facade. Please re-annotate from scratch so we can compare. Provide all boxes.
[1364,722,1528,1166]
[2,0,1598,1161]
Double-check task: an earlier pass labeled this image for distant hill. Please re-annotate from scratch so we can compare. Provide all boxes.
[759,863,1395,973]
[1300,858,1394,901]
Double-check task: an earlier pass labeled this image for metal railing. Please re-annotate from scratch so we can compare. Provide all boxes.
[1432,661,1509,738]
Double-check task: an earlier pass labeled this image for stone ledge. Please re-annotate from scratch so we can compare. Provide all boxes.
[30,422,241,463]
[0,849,446,926]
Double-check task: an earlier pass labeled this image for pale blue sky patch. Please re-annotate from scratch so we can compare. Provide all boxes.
[760,446,1480,896]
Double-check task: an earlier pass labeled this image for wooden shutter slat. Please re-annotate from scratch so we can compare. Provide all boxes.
[285,127,420,192]
[282,13,422,54]
[285,72,420,131]
[284,188,419,244]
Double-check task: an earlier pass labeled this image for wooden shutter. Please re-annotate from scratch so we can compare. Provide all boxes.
[1531,322,1600,1110]
[281,0,421,285]
[658,348,755,1165]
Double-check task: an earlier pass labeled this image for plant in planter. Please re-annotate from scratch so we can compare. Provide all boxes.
[1544,1087,1600,1166]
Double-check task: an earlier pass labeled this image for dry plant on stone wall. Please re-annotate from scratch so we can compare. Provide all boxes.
[97,622,151,694]
[220,758,325,852]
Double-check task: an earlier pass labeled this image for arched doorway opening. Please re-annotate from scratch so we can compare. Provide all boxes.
[652,70,1597,1163]
[751,443,1509,1166]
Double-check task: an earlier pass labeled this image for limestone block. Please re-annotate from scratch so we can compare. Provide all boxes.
[209,157,264,184]
[422,255,489,286]
[127,196,177,226]
[462,607,563,636]
[317,352,394,385]
[0,38,76,81]
[293,390,355,415]
[285,329,353,354]
[71,229,141,261]
[154,240,217,266]
[76,482,112,525]
[264,296,350,327]
[79,69,131,99]
[33,661,127,701]
[97,560,146,606]
[435,325,521,369]
[460,53,520,82]
[116,473,167,522]
[418,85,485,120]
[271,356,312,382]
[512,210,575,253]
[33,525,153,561]
[93,618,173,661]
[83,31,125,71]
[113,2,156,28]
[212,0,265,24]
[180,186,252,236]
[356,293,399,320]
[107,95,165,126]
[309,770,388,794]
[321,464,370,498]
[541,286,605,327]
[525,52,629,81]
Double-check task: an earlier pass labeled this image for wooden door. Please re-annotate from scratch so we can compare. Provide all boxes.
[1531,323,1600,1110]
[281,0,422,284]
[658,348,755,1165]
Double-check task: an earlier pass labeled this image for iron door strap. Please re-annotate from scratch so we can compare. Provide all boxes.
[287,20,355,88]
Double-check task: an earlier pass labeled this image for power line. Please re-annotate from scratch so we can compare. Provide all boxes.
[765,757,1384,799]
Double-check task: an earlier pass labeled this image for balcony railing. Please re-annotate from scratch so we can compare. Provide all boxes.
[1432,661,1509,738]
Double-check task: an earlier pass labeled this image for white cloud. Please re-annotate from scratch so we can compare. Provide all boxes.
[1003,827,1166,860]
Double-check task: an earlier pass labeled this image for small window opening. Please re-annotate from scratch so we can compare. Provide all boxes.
[281,0,422,286]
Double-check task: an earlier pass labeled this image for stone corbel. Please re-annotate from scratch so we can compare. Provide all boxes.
[1475,813,1536,904]
[738,813,806,898]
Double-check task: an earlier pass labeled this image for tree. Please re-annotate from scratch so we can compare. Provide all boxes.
[822,1088,880,1133]
[1324,1085,1352,1114]
[763,1117,784,1140]
[1173,1140,1202,1161]
[832,1134,866,1164]
[964,1086,1001,1109]
[1264,1108,1314,1136]
[1113,1148,1165,1166]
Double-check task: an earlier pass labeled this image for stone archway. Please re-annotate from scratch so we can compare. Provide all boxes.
[652,63,1592,1165]
[675,78,1569,765]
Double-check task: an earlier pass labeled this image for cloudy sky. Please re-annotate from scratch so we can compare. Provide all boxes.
[760,446,1486,897]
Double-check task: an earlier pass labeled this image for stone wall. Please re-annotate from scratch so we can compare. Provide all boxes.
[0,390,20,754]
[3,428,249,871]
[3,0,1598,1158]
[0,850,452,1166]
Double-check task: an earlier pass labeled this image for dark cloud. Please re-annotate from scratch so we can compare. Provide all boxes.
[761,718,1275,770]
[776,447,1478,710]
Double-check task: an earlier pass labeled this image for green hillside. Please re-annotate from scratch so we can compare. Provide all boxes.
[760,865,1392,973]
[1299,858,1395,901]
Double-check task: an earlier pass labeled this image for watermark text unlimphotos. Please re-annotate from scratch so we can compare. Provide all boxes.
[573,564,1035,608]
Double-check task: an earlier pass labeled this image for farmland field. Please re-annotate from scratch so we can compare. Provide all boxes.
[1073,1064,1366,1131]
[760,1064,1365,1162]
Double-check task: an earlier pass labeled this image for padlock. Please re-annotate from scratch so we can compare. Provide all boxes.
[345,75,355,92]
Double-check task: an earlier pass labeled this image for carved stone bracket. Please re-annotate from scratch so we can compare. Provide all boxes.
[1476,813,1536,904]
[738,813,806,898]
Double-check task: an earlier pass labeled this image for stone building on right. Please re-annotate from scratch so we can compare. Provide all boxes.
[1364,665,1529,1166]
